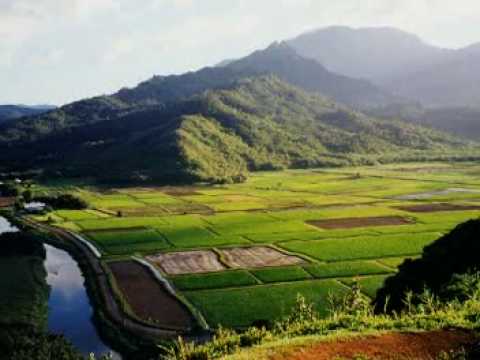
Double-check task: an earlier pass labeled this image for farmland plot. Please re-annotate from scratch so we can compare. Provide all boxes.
[31,162,480,328]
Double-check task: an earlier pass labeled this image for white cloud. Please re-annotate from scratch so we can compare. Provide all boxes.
[1,0,480,104]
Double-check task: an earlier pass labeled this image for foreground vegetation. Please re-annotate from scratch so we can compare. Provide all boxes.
[161,283,480,360]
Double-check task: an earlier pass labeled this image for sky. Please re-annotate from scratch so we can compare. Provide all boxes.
[2,0,480,106]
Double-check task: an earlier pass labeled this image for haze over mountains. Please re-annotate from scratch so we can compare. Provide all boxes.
[0,105,56,124]
[288,26,480,109]
[1,26,479,183]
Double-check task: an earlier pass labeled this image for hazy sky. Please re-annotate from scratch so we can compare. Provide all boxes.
[2,0,480,105]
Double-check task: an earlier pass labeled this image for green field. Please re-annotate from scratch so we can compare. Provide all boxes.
[31,162,480,328]
[185,280,348,328]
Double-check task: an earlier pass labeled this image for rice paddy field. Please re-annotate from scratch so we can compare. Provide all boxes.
[31,162,480,329]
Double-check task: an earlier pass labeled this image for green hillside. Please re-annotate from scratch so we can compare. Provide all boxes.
[0,76,476,183]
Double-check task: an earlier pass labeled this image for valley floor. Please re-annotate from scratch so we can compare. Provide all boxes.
[26,162,480,333]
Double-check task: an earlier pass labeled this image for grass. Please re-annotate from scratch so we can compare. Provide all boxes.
[279,232,441,262]
[185,280,349,328]
[303,261,393,279]
[54,209,106,221]
[84,228,171,254]
[341,275,391,298]
[250,266,312,283]
[376,256,416,269]
[30,162,480,328]
[172,270,259,291]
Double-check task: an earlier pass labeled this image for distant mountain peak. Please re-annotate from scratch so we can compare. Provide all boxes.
[288,25,450,86]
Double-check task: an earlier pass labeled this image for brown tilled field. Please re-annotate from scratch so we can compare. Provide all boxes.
[274,330,475,360]
[219,246,305,268]
[108,261,194,330]
[0,197,15,208]
[146,250,226,275]
[397,203,480,213]
[307,216,413,229]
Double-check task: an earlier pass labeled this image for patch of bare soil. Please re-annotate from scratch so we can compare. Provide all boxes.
[396,188,480,200]
[146,250,226,275]
[274,330,475,360]
[108,261,194,330]
[307,216,413,230]
[219,246,305,268]
[0,197,15,208]
[397,203,480,213]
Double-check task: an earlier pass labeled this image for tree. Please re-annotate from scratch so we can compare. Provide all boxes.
[22,190,33,203]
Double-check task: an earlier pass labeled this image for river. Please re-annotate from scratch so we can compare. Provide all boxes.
[45,244,120,358]
[0,215,120,358]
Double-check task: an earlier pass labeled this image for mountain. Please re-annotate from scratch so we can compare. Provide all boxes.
[0,105,56,124]
[369,104,480,141]
[0,67,253,144]
[226,42,399,109]
[288,26,449,85]
[386,46,480,107]
[0,43,399,145]
[0,76,473,183]
[288,26,480,108]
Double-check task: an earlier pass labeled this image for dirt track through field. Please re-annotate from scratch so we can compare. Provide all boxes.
[307,216,413,229]
[397,203,480,213]
[274,330,475,360]
[109,261,194,331]
[147,250,226,275]
[219,246,305,268]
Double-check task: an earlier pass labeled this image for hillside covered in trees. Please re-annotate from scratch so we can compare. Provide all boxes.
[0,75,476,183]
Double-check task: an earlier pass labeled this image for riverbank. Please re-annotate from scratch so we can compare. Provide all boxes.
[44,243,117,357]
[19,215,206,359]
[0,216,79,360]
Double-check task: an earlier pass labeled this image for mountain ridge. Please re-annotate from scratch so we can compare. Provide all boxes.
[288,26,480,108]
[0,76,475,183]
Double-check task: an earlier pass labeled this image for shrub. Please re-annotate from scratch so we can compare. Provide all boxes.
[34,194,88,210]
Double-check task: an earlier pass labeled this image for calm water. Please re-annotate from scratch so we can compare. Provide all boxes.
[0,216,120,358]
[0,216,18,233]
[44,244,120,358]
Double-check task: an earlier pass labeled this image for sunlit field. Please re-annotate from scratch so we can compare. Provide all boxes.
[31,162,480,328]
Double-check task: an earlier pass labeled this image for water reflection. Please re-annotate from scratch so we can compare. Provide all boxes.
[45,245,120,358]
[0,216,18,233]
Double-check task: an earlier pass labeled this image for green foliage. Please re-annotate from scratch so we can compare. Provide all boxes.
[172,271,259,291]
[280,232,440,262]
[304,261,393,279]
[160,285,480,360]
[375,220,480,312]
[250,266,312,283]
[0,328,84,360]
[184,280,348,328]
[0,181,20,196]
[443,272,480,301]
[35,194,88,210]
[85,228,171,255]
[1,75,477,183]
